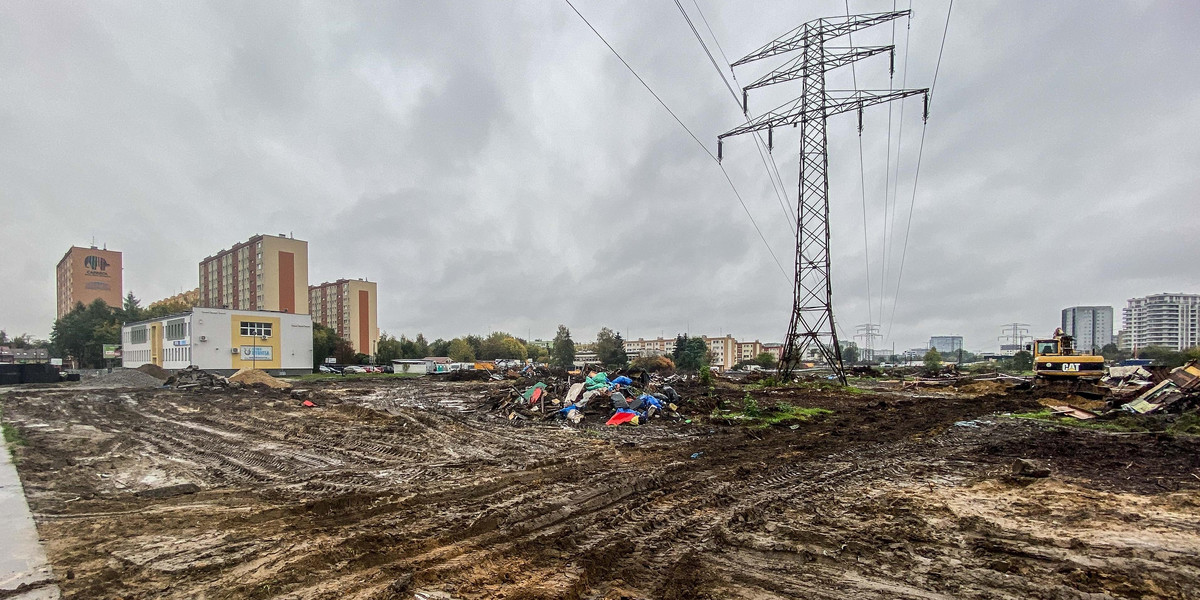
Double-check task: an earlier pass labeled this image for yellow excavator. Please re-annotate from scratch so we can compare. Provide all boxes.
[1029,328,1106,395]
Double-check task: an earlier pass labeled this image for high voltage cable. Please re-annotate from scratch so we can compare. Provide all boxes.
[561,0,791,283]
[675,0,798,234]
[844,0,875,332]
[887,0,954,337]
[879,0,898,333]
[690,0,798,225]
[883,0,914,338]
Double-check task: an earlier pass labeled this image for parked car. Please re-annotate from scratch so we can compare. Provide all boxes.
[343,365,366,374]
[318,365,338,374]
[381,365,394,373]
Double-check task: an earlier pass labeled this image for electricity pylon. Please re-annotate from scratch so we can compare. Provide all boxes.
[718,10,929,384]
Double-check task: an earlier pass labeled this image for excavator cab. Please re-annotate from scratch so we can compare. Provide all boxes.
[1030,329,1104,381]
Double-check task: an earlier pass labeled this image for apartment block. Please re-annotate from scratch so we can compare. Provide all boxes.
[309,279,379,356]
[199,234,308,314]
[1121,293,1200,352]
[623,337,678,358]
[703,335,738,371]
[149,288,200,309]
[56,245,123,318]
[736,340,764,364]
[1061,306,1113,353]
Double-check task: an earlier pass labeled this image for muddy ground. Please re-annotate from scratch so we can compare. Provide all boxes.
[3,376,1200,599]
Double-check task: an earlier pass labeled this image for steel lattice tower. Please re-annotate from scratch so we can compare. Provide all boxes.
[718,10,928,383]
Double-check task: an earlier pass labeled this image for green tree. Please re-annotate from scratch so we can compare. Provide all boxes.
[448,338,475,362]
[500,336,528,360]
[429,338,451,357]
[464,335,483,359]
[1008,350,1033,372]
[375,333,403,365]
[143,300,191,320]
[551,325,575,368]
[594,327,627,367]
[674,335,710,372]
[413,333,430,358]
[478,332,526,359]
[122,292,143,322]
[312,323,340,368]
[754,352,776,369]
[50,299,120,368]
[526,342,548,362]
[840,341,860,364]
[923,348,942,372]
[1100,342,1128,362]
[1138,346,1188,368]
[333,338,358,364]
[630,354,675,372]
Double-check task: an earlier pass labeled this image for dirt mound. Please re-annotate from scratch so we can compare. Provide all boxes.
[229,368,291,389]
[78,369,165,389]
[957,380,1012,397]
[135,363,171,381]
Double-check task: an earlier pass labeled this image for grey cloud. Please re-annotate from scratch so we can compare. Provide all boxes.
[2,0,1198,355]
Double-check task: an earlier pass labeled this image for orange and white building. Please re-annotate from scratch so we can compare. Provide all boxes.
[199,234,308,314]
[309,279,379,356]
[56,245,123,318]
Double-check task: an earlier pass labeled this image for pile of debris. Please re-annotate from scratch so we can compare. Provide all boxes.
[166,366,230,390]
[479,369,686,426]
[1120,360,1200,415]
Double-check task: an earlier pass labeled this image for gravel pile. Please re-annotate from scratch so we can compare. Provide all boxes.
[79,369,167,389]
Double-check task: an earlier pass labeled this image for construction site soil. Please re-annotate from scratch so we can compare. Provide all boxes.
[3,377,1200,599]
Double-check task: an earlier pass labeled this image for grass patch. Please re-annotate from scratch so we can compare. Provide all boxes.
[714,400,832,428]
[285,372,424,382]
[1,405,27,460]
[1007,409,1200,435]
[748,378,865,395]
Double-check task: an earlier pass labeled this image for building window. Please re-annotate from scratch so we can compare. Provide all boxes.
[165,319,187,341]
[131,326,148,345]
[240,321,272,338]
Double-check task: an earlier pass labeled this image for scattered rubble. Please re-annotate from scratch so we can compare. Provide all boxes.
[78,368,165,390]
[166,365,229,389]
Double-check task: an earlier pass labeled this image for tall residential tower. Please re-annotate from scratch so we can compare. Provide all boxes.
[56,245,123,318]
[199,234,308,314]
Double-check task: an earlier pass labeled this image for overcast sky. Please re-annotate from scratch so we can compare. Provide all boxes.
[2,0,1198,353]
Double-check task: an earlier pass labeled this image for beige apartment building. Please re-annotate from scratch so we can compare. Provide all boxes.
[309,279,379,356]
[199,234,308,314]
[622,334,743,371]
[56,245,123,318]
[148,288,200,309]
[737,340,765,364]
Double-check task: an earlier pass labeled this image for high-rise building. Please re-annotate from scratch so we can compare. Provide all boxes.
[308,279,378,356]
[929,336,963,355]
[1061,306,1113,353]
[1121,293,1200,352]
[199,234,308,314]
[56,245,123,318]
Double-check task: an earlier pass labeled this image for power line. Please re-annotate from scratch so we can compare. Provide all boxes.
[883,0,913,338]
[844,0,875,333]
[879,0,898,333]
[887,0,954,337]
[676,0,797,234]
[561,0,791,283]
